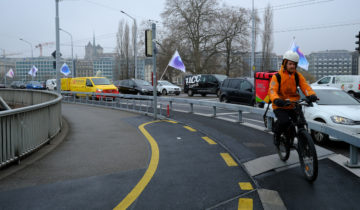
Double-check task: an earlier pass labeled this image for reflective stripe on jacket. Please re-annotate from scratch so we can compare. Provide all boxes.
[269,66,316,110]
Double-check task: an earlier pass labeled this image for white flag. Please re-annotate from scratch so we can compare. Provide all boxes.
[168,50,186,72]
[6,69,14,78]
[60,63,71,76]
[28,65,38,77]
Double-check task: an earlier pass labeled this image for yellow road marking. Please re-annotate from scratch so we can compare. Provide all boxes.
[239,182,253,190]
[220,153,238,167]
[114,120,161,210]
[238,198,253,210]
[184,125,196,132]
[165,120,178,124]
[202,136,217,145]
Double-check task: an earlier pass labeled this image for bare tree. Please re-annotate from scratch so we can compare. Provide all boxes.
[217,6,251,76]
[114,20,125,80]
[261,4,273,71]
[123,23,131,79]
[161,0,223,74]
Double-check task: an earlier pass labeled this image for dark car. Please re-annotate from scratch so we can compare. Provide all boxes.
[184,74,227,97]
[219,77,255,106]
[10,81,26,89]
[26,81,46,90]
[118,79,160,95]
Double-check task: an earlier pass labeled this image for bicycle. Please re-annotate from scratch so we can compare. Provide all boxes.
[275,98,318,182]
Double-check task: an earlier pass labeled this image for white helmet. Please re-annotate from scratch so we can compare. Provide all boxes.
[283,50,299,63]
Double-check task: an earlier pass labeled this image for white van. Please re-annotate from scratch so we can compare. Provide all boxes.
[312,75,360,97]
[46,79,57,90]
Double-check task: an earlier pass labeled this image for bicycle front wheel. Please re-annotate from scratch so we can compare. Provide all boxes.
[276,134,290,161]
[297,129,318,182]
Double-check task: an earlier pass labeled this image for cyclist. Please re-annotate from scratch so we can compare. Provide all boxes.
[269,50,318,146]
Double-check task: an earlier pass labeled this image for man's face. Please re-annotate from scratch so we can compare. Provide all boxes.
[286,60,297,73]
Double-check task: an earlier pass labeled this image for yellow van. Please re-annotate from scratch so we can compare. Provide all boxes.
[61,77,119,99]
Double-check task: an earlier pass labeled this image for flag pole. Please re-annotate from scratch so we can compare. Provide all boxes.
[159,65,169,81]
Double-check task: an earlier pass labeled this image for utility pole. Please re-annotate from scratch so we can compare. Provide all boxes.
[251,0,255,78]
[152,23,157,119]
[55,0,61,94]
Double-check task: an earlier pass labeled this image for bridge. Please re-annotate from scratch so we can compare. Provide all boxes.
[0,91,359,209]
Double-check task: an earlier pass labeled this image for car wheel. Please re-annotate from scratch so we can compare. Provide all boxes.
[188,89,194,97]
[162,89,167,95]
[348,91,355,98]
[311,119,329,144]
[201,93,206,97]
[175,93,180,96]
[219,95,225,102]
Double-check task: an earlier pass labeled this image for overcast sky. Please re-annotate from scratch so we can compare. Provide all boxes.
[0,0,359,59]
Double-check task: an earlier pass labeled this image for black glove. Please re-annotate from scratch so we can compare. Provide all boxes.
[307,94,318,102]
[274,98,286,107]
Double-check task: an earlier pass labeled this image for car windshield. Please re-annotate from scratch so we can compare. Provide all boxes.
[312,89,360,105]
[214,75,227,82]
[91,78,111,85]
[159,81,173,86]
[135,79,151,86]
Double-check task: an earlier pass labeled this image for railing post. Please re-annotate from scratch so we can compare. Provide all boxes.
[190,103,193,114]
[266,116,273,131]
[160,103,162,116]
[212,106,216,117]
[170,101,173,112]
[238,110,243,123]
[346,145,360,168]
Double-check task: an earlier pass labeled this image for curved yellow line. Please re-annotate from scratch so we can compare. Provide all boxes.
[114,120,161,210]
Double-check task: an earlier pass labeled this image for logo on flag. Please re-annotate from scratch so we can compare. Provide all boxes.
[28,65,38,77]
[6,69,14,78]
[290,41,309,71]
[60,63,71,76]
[168,50,186,72]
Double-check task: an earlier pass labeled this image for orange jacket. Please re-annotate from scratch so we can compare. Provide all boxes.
[269,66,316,110]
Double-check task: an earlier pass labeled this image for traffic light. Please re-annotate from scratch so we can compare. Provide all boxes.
[356,32,360,53]
[145,29,152,57]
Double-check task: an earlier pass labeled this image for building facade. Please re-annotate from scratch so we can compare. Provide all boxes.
[307,50,355,80]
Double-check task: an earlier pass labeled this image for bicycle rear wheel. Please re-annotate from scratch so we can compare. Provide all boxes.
[276,133,291,161]
[297,129,318,182]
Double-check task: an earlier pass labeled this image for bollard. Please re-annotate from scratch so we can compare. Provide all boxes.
[167,104,170,117]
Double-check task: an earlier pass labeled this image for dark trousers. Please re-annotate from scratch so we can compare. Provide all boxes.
[273,109,297,137]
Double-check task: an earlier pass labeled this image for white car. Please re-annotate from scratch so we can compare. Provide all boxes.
[157,80,181,96]
[301,86,360,144]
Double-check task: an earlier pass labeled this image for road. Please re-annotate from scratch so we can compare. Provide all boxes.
[0,102,359,209]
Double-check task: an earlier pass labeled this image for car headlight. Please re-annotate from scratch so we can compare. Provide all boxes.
[96,88,103,92]
[330,115,357,125]
[142,88,147,92]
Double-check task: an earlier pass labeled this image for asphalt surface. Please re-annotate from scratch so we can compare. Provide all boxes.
[0,102,359,209]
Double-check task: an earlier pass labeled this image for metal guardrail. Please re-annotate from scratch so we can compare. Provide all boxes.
[0,89,62,168]
[61,91,360,167]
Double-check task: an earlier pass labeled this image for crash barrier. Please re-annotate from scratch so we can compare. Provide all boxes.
[0,89,62,168]
[61,91,360,168]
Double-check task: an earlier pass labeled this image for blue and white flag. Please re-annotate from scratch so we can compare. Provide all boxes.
[60,63,71,76]
[168,50,186,72]
[28,65,38,77]
[290,41,309,71]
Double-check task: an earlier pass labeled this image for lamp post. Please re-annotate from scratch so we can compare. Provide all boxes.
[55,0,61,94]
[60,28,74,77]
[19,38,33,58]
[121,10,137,79]
[251,0,255,78]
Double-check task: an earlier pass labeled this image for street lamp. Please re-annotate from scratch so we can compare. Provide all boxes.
[121,10,137,79]
[60,28,74,77]
[19,38,33,58]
